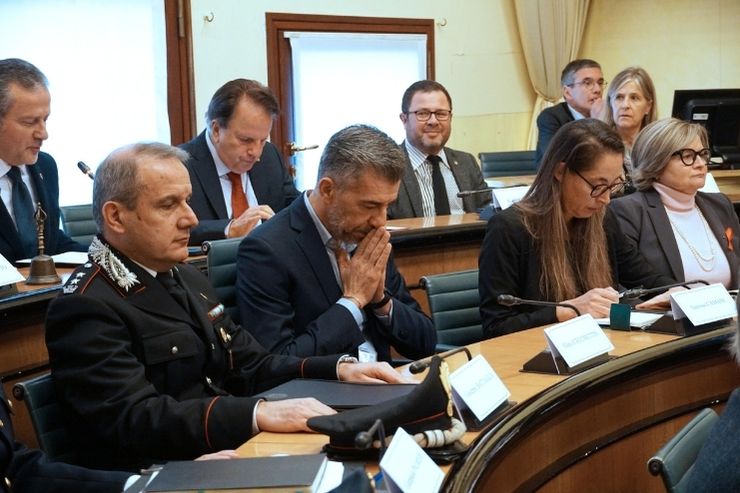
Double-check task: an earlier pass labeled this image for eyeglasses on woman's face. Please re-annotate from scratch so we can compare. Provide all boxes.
[671,148,711,166]
[572,168,626,197]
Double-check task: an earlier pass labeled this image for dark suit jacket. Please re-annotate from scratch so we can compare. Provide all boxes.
[535,102,576,165]
[478,206,676,337]
[610,189,740,287]
[388,144,490,219]
[45,240,338,471]
[0,152,84,263]
[180,131,300,245]
[686,388,740,492]
[236,194,436,362]
[0,386,128,493]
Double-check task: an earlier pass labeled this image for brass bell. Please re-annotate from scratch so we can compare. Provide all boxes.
[25,204,61,285]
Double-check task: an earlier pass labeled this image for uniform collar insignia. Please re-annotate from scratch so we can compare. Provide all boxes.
[88,237,140,291]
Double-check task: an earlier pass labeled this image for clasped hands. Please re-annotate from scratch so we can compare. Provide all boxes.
[336,227,393,314]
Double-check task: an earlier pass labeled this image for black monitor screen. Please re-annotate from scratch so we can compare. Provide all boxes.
[672,88,740,162]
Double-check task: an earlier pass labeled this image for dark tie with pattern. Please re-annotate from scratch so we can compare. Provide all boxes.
[157,271,190,313]
[7,166,38,257]
[427,155,450,215]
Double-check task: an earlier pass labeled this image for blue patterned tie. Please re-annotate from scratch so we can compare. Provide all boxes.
[7,167,38,257]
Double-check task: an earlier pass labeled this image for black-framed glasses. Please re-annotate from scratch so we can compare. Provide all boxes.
[407,109,452,122]
[572,168,626,197]
[566,78,607,90]
[672,148,711,166]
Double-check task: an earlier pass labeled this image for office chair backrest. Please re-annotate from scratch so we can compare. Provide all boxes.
[420,269,483,349]
[12,373,80,464]
[478,150,537,178]
[205,237,243,324]
[60,204,96,248]
[647,407,719,493]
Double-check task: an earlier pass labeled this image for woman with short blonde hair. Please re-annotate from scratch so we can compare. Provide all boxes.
[611,118,740,288]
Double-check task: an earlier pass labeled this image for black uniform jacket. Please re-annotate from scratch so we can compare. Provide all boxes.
[45,240,338,471]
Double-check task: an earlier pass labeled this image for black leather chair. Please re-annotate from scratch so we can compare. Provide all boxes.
[60,204,96,248]
[12,373,80,464]
[205,237,242,324]
[647,408,719,493]
[420,269,483,351]
[478,150,537,178]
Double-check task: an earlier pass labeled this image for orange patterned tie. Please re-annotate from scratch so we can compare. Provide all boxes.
[227,172,248,218]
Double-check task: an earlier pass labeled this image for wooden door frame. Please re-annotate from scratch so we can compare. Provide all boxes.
[164,0,196,145]
[265,12,435,165]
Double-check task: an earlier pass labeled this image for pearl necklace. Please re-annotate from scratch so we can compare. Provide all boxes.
[667,206,716,272]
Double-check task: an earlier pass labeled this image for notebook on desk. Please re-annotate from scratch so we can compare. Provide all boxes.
[254,379,416,410]
[143,454,328,493]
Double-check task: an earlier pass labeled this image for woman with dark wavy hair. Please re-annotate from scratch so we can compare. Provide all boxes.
[479,119,676,337]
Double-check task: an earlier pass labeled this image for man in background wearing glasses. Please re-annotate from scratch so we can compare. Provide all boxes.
[389,80,490,219]
[535,59,607,165]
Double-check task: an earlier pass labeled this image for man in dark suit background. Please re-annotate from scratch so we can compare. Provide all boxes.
[535,59,606,165]
[237,125,436,363]
[388,80,489,219]
[180,79,299,245]
[0,58,84,263]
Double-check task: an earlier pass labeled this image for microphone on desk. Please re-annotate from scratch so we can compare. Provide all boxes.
[355,418,388,460]
[457,188,494,198]
[408,345,473,374]
[619,280,709,300]
[77,161,94,180]
[497,294,582,317]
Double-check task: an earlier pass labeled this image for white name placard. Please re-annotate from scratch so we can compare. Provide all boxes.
[670,283,736,325]
[0,254,24,287]
[491,186,529,210]
[450,355,510,422]
[544,315,614,368]
[380,427,444,493]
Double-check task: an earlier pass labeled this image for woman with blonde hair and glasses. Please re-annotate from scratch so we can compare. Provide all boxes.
[479,119,675,337]
[611,118,740,288]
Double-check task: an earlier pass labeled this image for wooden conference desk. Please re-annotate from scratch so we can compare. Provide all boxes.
[238,324,740,492]
[388,213,485,312]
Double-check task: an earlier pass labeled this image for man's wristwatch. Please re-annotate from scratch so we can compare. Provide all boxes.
[368,289,392,310]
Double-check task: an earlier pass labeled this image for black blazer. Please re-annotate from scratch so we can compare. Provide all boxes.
[46,241,339,470]
[478,207,676,337]
[236,194,437,362]
[0,152,84,263]
[180,131,300,245]
[535,102,576,165]
[0,386,128,493]
[388,144,490,219]
[610,189,740,287]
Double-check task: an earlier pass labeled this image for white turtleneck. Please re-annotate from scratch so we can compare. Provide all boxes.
[652,182,731,288]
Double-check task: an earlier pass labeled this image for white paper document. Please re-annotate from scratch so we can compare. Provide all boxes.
[0,254,25,286]
[16,251,88,266]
